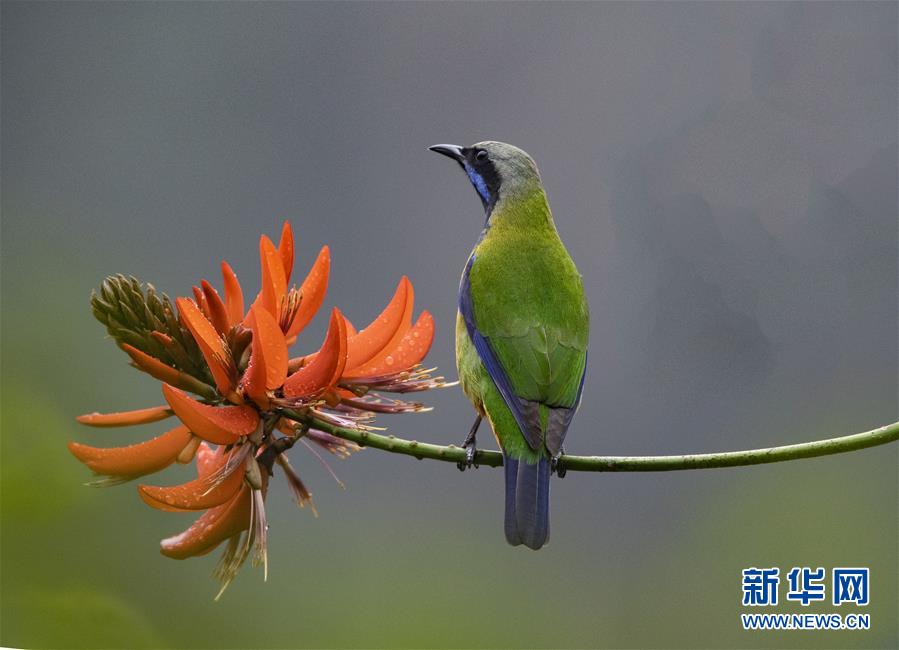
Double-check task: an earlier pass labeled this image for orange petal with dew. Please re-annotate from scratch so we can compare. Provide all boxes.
[285,246,330,339]
[162,384,258,445]
[240,327,269,408]
[344,277,410,370]
[201,280,231,336]
[76,405,172,428]
[328,313,350,385]
[250,306,288,389]
[192,286,209,319]
[283,308,347,397]
[139,453,246,512]
[221,261,245,327]
[160,485,251,559]
[258,235,287,319]
[120,344,215,398]
[176,297,236,396]
[343,279,414,376]
[121,344,182,384]
[344,311,434,378]
[278,221,294,284]
[344,318,357,337]
[195,442,221,479]
[151,330,174,347]
[176,435,202,464]
[68,424,192,477]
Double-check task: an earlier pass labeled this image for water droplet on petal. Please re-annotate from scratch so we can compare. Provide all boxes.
[385,356,395,366]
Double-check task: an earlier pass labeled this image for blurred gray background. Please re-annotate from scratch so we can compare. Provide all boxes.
[2,2,896,648]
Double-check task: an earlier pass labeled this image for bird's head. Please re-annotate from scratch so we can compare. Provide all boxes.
[429,141,542,214]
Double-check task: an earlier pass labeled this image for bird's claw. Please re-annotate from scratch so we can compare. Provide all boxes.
[457,415,482,471]
[456,442,479,471]
[551,453,567,478]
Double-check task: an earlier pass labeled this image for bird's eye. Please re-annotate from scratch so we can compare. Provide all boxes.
[476,150,488,162]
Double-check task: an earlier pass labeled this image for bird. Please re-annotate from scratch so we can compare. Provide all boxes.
[429,141,589,550]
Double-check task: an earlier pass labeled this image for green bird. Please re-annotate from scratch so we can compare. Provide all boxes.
[430,141,589,550]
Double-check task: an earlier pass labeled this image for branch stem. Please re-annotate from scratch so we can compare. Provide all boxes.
[282,410,899,472]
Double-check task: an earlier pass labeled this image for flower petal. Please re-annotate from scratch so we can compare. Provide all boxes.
[68,424,192,478]
[258,235,287,319]
[76,405,173,427]
[277,221,294,284]
[285,245,330,339]
[160,485,251,559]
[176,435,202,464]
[240,306,289,408]
[192,286,209,319]
[344,277,409,370]
[162,384,259,444]
[201,280,231,336]
[221,261,245,327]
[195,442,221,478]
[239,324,268,408]
[120,344,218,400]
[250,306,288,390]
[343,278,415,377]
[120,344,182,385]
[283,308,347,397]
[343,310,434,378]
[139,450,247,512]
[176,297,237,398]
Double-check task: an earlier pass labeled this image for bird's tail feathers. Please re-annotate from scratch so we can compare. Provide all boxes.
[503,453,550,550]
[503,455,522,546]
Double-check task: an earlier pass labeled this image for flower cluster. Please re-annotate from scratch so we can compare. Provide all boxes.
[71,222,448,597]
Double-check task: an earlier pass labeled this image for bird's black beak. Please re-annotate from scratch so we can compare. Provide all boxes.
[429,144,465,162]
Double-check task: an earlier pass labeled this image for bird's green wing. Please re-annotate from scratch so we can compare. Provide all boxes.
[490,324,587,407]
[463,233,588,456]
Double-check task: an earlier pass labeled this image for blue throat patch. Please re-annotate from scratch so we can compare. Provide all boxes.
[463,164,492,206]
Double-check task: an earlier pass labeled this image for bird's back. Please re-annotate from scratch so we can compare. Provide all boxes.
[458,189,589,459]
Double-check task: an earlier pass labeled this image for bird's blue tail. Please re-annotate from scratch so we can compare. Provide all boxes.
[503,454,551,550]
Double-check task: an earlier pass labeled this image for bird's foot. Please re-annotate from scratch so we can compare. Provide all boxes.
[457,442,480,471]
[551,450,567,478]
[457,415,482,471]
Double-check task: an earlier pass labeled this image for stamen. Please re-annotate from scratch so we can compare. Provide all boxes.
[251,489,268,581]
[213,534,244,601]
[276,455,317,517]
[301,438,345,489]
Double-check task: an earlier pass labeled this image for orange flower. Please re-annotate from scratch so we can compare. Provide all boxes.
[71,221,448,596]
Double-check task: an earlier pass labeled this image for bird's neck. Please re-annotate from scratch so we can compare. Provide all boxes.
[485,184,556,237]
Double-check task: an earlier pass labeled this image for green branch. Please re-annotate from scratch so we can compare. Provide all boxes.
[285,410,899,472]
